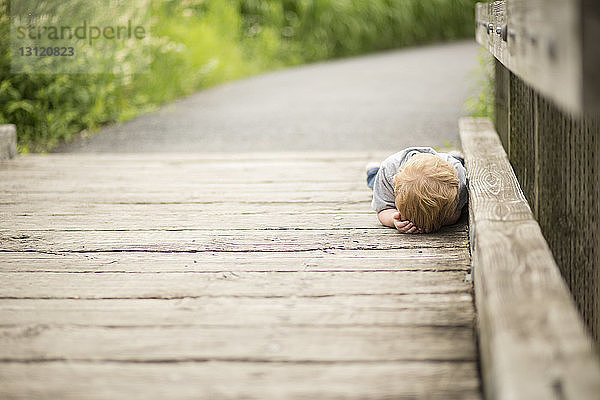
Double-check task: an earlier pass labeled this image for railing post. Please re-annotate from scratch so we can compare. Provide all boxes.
[0,125,17,161]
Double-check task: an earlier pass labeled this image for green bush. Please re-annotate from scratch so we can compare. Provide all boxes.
[0,0,477,152]
[464,47,494,121]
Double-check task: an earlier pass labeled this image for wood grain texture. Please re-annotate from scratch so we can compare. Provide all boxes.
[0,324,476,362]
[0,294,476,327]
[0,227,467,253]
[0,248,471,273]
[0,362,481,400]
[0,152,480,399]
[0,271,471,299]
[460,117,600,400]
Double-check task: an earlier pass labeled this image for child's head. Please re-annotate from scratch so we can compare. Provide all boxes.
[394,153,459,233]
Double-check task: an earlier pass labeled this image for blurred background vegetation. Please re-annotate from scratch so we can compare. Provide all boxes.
[1,0,481,152]
[465,47,494,121]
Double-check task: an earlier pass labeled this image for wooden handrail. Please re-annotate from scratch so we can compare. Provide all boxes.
[460,117,600,400]
[0,124,16,161]
[476,0,600,114]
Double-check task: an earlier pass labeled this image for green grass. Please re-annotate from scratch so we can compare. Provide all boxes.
[464,47,494,121]
[1,0,478,152]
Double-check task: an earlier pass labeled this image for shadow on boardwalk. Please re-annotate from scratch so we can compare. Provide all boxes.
[0,152,480,399]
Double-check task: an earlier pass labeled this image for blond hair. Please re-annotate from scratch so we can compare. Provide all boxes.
[394,153,459,233]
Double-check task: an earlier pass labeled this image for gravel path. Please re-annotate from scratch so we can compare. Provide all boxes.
[58,40,480,153]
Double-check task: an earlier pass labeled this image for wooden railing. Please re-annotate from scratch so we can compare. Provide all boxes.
[460,117,600,400]
[0,124,16,161]
[472,1,600,398]
[476,0,599,345]
[476,0,599,115]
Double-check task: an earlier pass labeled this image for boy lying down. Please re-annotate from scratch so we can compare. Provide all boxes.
[366,147,468,234]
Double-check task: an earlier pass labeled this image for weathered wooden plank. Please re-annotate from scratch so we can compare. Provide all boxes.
[0,271,471,299]
[0,212,380,231]
[0,154,376,204]
[0,324,475,362]
[0,248,470,273]
[0,159,371,180]
[1,185,370,199]
[0,193,370,207]
[0,125,17,161]
[1,191,372,204]
[1,182,368,194]
[0,177,363,188]
[460,117,600,400]
[0,212,467,232]
[0,201,369,212]
[5,152,391,163]
[0,159,378,175]
[0,294,476,327]
[458,119,532,223]
[0,361,481,400]
[0,164,364,176]
[0,202,370,217]
[0,150,480,399]
[0,227,468,253]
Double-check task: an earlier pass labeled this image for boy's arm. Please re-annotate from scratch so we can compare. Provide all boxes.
[377,209,398,227]
[377,209,422,233]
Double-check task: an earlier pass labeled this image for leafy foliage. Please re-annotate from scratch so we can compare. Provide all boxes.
[464,48,494,121]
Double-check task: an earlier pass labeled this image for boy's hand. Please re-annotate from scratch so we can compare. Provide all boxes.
[392,212,423,234]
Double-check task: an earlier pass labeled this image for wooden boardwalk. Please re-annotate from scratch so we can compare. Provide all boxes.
[0,153,480,399]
